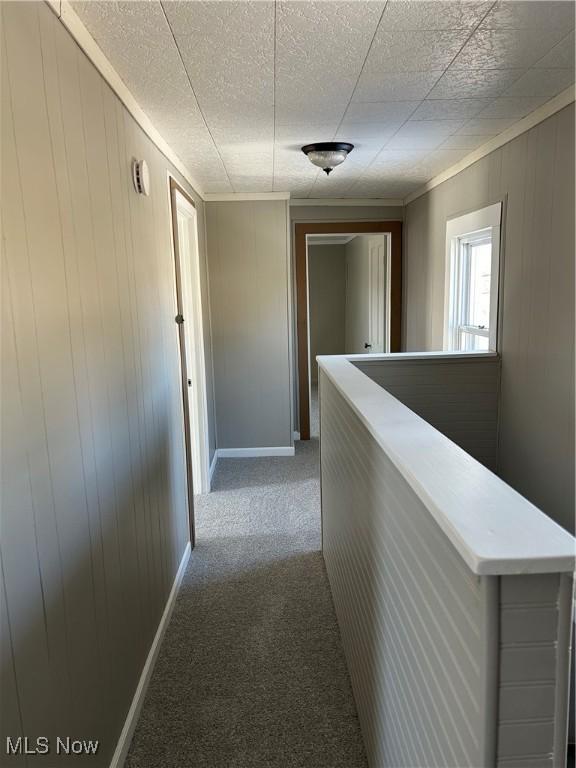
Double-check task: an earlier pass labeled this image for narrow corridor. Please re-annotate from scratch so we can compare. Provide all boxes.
[125,427,367,767]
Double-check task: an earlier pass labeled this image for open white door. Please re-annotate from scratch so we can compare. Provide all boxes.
[174,189,211,494]
[368,235,390,353]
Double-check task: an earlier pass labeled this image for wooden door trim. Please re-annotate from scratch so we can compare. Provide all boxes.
[169,177,196,548]
[295,220,402,441]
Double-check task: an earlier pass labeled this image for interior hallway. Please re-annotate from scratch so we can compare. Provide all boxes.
[125,418,366,767]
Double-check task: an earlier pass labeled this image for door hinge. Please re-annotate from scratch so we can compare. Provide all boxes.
[175,314,184,325]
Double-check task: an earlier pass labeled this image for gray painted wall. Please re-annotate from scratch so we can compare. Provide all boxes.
[356,355,501,470]
[1,2,214,763]
[403,105,575,533]
[308,244,346,384]
[206,200,292,449]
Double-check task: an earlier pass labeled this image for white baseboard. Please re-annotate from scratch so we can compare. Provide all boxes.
[216,446,295,458]
[208,451,218,488]
[293,431,301,441]
[109,541,191,768]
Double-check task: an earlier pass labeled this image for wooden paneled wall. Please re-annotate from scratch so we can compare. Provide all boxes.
[355,354,501,470]
[1,2,209,763]
[497,573,572,768]
[403,105,575,533]
[320,373,489,767]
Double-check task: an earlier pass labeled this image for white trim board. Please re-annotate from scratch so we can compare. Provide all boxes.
[109,541,191,768]
[318,355,575,576]
[48,1,205,198]
[172,186,213,495]
[208,451,218,486]
[216,447,295,458]
[203,192,290,201]
[404,86,575,205]
[290,198,404,207]
[293,431,301,441]
[344,350,498,363]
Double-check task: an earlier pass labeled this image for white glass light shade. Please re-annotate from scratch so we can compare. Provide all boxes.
[301,142,354,175]
[306,150,348,170]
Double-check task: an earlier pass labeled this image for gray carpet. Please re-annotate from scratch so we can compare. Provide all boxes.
[125,428,367,767]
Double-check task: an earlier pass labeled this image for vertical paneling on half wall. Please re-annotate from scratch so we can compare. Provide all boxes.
[320,373,487,768]
[355,356,501,470]
[320,367,574,768]
[403,105,575,533]
[206,200,292,449]
[1,2,212,763]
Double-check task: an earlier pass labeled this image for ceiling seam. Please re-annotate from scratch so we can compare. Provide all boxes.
[403,84,575,206]
[72,1,573,201]
[495,27,576,98]
[331,0,390,138]
[346,0,499,197]
[307,1,390,199]
[159,0,235,193]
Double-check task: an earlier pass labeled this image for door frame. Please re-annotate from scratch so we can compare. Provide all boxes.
[367,234,389,354]
[169,176,209,547]
[295,220,402,441]
[172,182,212,497]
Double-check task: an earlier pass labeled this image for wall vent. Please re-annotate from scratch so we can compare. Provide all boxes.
[132,159,150,196]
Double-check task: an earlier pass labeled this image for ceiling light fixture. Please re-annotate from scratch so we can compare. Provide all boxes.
[301,142,354,175]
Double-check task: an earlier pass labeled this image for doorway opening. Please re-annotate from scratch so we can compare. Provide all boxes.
[295,220,402,441]
[169,178,211,545]
[306,233,392,436]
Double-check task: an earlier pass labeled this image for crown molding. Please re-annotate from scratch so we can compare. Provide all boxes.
[46,0,61,14]
[48,0,205,199]
[203,192,291,201]
[290,198,404,207]
[404,86,576,206]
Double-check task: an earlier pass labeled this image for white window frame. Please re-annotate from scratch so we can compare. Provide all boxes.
[444,202,502,353]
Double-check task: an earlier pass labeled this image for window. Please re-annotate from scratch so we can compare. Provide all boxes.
[444,203,501,352]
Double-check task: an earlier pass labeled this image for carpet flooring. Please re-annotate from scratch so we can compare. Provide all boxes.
[125,397,367,767]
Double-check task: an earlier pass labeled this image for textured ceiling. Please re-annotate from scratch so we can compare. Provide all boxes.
[71,0,575,198]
